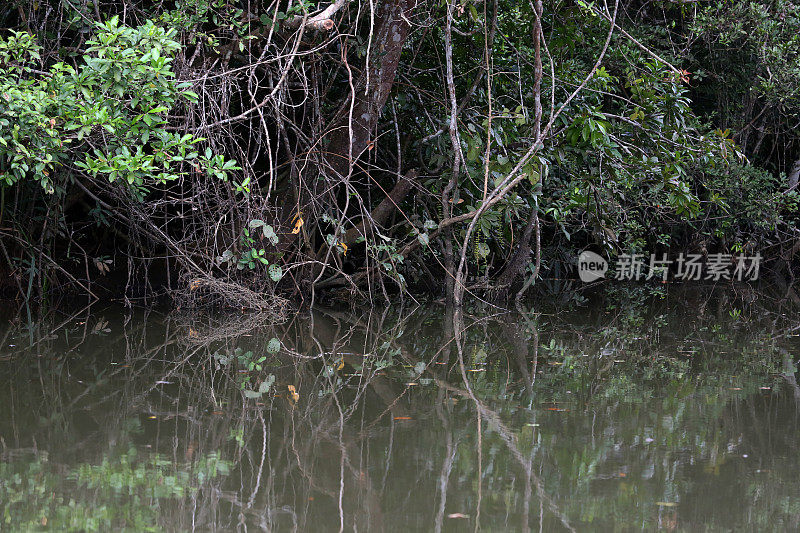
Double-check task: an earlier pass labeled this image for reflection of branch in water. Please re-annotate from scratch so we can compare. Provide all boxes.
[779,347,800,404]
[449,308,576,532]
[6,286,800,530]
[433,382,459,533]
[437,373,575,532]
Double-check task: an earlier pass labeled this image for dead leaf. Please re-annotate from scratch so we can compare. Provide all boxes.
[287,384,299,402]
[94,259,110,274]
[291,216,304,234]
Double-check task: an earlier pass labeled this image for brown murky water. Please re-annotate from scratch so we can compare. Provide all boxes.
[2,285,800,531]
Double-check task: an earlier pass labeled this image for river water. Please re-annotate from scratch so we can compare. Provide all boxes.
[1,285,799,531]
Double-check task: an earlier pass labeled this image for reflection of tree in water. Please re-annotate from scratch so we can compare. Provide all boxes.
[1,285,800,530]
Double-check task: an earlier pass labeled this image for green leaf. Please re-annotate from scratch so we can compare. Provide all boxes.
[268,263,283,282]
[263,225,278,245]
[267,338,281,354]
[259,374,275,393]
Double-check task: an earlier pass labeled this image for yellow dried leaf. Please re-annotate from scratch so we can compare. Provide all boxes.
[291,217,304,234]
[287,384,299,402]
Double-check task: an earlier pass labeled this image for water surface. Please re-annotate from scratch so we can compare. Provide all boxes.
[2,285,800,531]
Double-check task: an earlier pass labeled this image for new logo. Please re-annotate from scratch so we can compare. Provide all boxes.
[578,250,608,282]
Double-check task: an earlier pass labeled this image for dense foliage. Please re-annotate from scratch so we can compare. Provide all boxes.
[0,0,798,307]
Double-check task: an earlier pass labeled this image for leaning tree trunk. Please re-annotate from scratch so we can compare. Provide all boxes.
[303,0,417,296]
[325,0,417,178]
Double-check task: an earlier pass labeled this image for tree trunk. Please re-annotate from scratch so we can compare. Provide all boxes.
[787,157,800,191]
[495,206,539,291]
[325,0,417,178]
